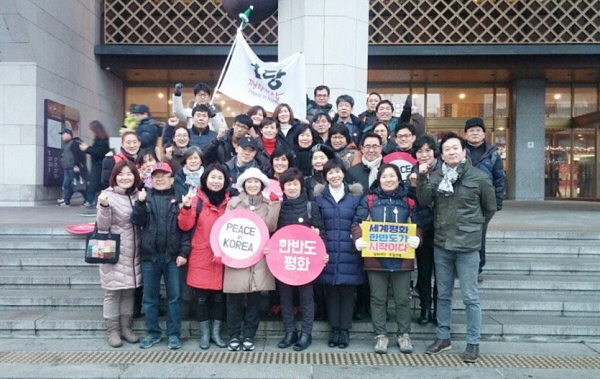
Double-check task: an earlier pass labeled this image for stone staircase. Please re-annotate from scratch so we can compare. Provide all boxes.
[0,226,599,342]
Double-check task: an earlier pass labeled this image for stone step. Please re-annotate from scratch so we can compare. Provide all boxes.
[0,270,99,288]
[470,274,600,293]
[484,257,600,275]
[486,229,600,240]
[0,236,85,251]
[486,240,600,257]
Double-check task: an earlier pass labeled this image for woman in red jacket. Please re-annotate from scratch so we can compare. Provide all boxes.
[177,163,231,350]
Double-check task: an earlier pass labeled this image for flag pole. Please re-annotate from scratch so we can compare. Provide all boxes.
[210,6,254,106]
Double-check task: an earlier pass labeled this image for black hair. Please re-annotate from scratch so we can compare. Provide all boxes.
[376,99,394,113]
[322,159,346,180]
[328,123,351,146]
[371,121,389,138]
[440,132,467,151]
[376,163,403,187]
[294,123,318,148]
[193,82,211,96]
[367,92,382,101]
[135,148,158,166]
[191,104,211,117]
[412,135,440,159]
[314,85,330,96]
[200,163,230,206]
[259,117,278,130]
[173,125,190,142]
[181,146,204,167]
[360,132,383,147]
[395,123,416,137]
[270,148,295,168]
[313,111,332,125]
[279,168,305,192]
[336,94,355,108]
[246,105,266,118]
[234,114,253,129]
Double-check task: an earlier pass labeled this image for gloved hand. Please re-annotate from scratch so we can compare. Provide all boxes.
[269,192,280,202]
[174,83,183,96]
[407,236,420,249]
[355,237,368,251]
[207,103,216,118]
[403,95,412,111]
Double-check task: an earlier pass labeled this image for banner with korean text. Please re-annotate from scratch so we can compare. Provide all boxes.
[218,29,306,118]
[361,222,417,259]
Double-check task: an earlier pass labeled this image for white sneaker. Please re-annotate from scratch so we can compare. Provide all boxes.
[374,335,388,354]
[398,333,413,354]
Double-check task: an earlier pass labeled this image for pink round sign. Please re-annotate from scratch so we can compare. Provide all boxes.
[210,209,270,269]
[266,225,327,286]
[262,179,283,201]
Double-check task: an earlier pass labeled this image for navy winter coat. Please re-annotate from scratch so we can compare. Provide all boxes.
[314,183,365,286]
[189,126,216,151]
[467,141,506,210]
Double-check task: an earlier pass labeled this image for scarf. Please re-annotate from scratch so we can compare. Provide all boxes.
[183,166,204,197]
[329,184,345,203]
[202,186,227,208]
[262,137,277,156]
[280,123,292,137]
[361,155,382,188]
[438,160,464,196]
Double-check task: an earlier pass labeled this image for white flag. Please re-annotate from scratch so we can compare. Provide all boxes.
[218,30,306,119]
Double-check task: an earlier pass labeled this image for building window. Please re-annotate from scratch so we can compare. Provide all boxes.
[573,87,598,117]
[426,87,495,118]
[546,88,571,118]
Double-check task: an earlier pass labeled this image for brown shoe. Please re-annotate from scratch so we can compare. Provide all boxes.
[425,338,451,354]
[461,343,479,363]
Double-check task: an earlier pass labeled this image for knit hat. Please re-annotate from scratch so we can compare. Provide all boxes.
[236,167,270,193]
[464,117,485,132]
[310,144,336,161]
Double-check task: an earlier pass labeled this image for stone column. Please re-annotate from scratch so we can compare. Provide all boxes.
[278,0,369,113]
[509,79,546,200]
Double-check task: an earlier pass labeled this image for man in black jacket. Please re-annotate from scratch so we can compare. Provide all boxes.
[58,128,87,206]
[130,162,190,351]
[346,133,384,195]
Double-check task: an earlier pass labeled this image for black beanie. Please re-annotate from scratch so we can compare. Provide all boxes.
[465,117,485,132]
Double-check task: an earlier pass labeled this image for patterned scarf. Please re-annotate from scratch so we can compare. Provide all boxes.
[183,166,204,197]
[438,160,464,196]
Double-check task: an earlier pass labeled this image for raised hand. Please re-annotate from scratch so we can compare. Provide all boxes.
[98,191,109,207]
[138,188,147,202]
[181,195,192,208]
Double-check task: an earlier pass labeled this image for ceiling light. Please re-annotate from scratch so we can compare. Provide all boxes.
[157,93,164,99]
[554,94,561,100]
[459,93,466,99]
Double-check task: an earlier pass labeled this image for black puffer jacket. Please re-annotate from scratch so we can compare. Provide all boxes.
[277,191,326,242]
[203,129,237,165]
[130,187,190,262]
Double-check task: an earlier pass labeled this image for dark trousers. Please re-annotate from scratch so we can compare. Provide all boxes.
[195,289,225,322]
[279,281,314,335]
[479,224,488,273]
[61,168,75,204]
[227,292,261,339]
[416,228,437,310]
[323,284,355,330]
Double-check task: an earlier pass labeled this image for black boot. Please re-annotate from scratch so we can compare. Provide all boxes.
[418,307,432,325]
[328,328,340,348]
[277,331,298,348]
[338,330,349,349]
[293,333,312,351]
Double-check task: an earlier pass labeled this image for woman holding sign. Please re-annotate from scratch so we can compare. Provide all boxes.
[224,168,281,352]
[352,163,420,354]
[313,160,364,349]
[178,163,231,350]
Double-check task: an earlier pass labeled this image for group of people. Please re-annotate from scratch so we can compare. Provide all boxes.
[70,81,505,363]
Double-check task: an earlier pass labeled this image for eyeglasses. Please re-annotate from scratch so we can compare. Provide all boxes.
[363,144,381,151]
[196,92,209,97]
[330,135,346,140]
[234,123,249,130]
[396,134,413,139]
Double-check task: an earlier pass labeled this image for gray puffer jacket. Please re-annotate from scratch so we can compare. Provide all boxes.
[96,186,142,290]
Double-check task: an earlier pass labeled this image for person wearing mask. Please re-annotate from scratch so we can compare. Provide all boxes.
[417,132,496,363]
[101,131,141,189]
[352,164,420,354]
[327,124,362,169]
[312,112,332,144]
[57,128,87,207]
[189,105,217,151]
[96,161,142,348]
[136,149,159,189]
[358,92,382,128]
[178,164,232,350]
[130,162,190,350]
[293,124,319,177]
[306,85,336,123]
[331,95,366,147]
[173,146,205,199]
[79,120,110,209]
[171,82,226,133]
[224,168,281,351]
[408,135,442,326]
[204,115,252,165]
[313,160,364,349]
[464,117,506,283]
[275,168,327,351]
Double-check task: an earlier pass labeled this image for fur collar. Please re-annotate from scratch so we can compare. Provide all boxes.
[313,182,363,197]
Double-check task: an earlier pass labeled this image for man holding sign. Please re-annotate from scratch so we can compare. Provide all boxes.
[352,164,420,355]
[417,132,496,363]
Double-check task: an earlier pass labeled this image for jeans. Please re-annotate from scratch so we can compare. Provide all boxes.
[141,254,183,338]
[434,245,481,344]
[479,224,488,273]
[367,271,412,336]
[61,168,75,204]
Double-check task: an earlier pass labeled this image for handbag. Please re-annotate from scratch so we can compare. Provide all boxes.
[72,174,87,192]
[85,225,120,264]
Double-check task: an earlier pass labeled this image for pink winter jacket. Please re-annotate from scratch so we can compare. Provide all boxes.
[96,186,142,290]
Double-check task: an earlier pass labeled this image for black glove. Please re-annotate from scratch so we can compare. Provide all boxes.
[403,95,412,111]
[174,83,183,97]
[207,104,216,118]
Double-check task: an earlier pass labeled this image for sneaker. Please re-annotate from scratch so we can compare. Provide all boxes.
[477,275,483,283]
[228,337,241,351]
[57,199,70,207]
[374,335,388,354]
[139,335,162,349]
[461,343,479,363]
[167,336,181,350]
[425,338,452,355]
[398,333,413,354]
[242,337,255,351]
[82,201,92,207]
